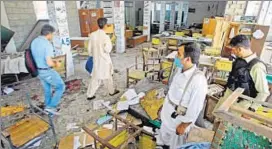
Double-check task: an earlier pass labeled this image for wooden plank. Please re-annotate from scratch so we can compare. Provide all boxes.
[5,116,49,147]
[239,94,272,108]
[213,110,272,139]
[230,105,272,126]
[82,126,117,149]
[105,126,128,142]
[58,135,74,149]
[216,88,244,112]
[117,129,142,149]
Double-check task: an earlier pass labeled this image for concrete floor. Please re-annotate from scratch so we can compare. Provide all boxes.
[1,46,143,149]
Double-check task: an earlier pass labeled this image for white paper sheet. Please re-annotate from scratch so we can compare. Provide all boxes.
[143,126,154,134]
[3,87,14,95]
[117,101,129,111]
[122,89,138,100]
[66,123,79,131]
[138,92,146,98]
[127,97,140,105]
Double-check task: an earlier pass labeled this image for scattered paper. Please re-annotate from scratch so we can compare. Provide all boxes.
[166,51,177,59]
[102,101,112,110]
[121,89,138,100]
[73,136,81,149]
[27,140,41,148]
[93,100,105,110]
[127,97,140,105]
[67,123,79,131]
[138,92,145,98]
[3,87,14,95]
[117,101,129,111]
[143,126,154,134]
[103,124,114,130]
[253,29,264,39]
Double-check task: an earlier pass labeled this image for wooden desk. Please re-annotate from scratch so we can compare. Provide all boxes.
[127,35,147,48]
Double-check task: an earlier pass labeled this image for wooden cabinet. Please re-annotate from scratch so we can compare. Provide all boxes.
[78,9,104,37]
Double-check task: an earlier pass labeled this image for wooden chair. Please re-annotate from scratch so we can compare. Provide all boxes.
[158,60,173,84]
[1,93,57,149]
[126,55,156,88]
[167,38,179,54]
[151,37,167,56]
[175,31,185,36]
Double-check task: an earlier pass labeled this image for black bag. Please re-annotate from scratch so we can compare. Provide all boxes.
[25,49,38,77]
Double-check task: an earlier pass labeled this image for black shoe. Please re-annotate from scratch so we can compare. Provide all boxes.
[109,90,120,96]
[87,96,96,100]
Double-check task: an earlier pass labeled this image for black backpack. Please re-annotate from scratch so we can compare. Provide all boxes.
[25,49,38,77]
[226,57,266,98]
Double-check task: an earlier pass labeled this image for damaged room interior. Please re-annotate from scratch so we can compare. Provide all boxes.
[1,1,272,149]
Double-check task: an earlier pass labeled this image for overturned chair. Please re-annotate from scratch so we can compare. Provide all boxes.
[1,93,57,149]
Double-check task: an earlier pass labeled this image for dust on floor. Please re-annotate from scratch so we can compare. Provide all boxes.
[1,47,141,149]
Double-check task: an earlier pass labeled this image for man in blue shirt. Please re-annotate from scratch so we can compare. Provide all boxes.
[31,24,65,115]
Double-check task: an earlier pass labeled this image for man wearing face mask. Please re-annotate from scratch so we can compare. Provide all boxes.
[31,24,65,115]
[156,42,208,149]
[214,35,269,113]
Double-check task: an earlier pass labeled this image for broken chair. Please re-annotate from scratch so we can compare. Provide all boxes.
[82,111,154,149]
[166,38,179,54]
[212,88,272,148]
[1,93,57,149]
[126,55,156,88]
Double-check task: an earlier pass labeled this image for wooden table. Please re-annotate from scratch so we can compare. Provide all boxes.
[153,34,212,44]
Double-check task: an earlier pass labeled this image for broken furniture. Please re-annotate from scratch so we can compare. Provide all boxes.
[82,111,153,149]
[166,38,179,54]
[204,84,225,122]
[52,54,67,78]
[70,37,90,60]
[78,9,104,37]
[127,35,147,48]
[1,93,57,149]
[151,37,167,56]
[222,22,270,57]
[0,106,25,117]
[126,59,155,88]
[212,88,272,148]
[212,58,232,86]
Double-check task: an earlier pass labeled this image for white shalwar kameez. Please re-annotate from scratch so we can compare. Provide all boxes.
[156,65,208,149]
[87,29,115,97]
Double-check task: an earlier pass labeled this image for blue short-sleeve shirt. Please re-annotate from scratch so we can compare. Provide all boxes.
[31,36,54,68]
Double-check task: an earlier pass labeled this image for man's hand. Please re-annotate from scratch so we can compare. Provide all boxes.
[176,122,192,135]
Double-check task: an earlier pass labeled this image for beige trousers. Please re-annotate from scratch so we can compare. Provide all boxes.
[87,76,115,97]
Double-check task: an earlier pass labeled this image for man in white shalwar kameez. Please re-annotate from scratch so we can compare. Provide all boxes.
[156,43,208,149]
[87,18,119,100]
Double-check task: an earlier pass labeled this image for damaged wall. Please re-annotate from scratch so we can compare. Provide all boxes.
[65,1,81,37]
[4,1,37,49]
